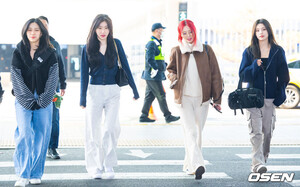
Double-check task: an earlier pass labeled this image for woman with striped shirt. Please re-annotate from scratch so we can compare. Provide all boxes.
[11,18,58,187]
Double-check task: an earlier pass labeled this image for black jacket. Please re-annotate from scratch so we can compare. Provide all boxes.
[0,75,3,92]
[0,75,3,100]
[50,36,67,90]
[11,42,59,110]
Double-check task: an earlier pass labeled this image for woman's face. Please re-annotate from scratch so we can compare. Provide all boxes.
[26,22,42,44]
[255,23,269,42]
[181,26,194,44]
[96,21,109,42]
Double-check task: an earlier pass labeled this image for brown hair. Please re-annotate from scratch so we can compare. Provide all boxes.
[249,19,277,59]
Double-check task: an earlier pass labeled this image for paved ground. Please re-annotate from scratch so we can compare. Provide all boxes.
[0,81,299,148]
[1,147,300,186]
[0,80,300,186]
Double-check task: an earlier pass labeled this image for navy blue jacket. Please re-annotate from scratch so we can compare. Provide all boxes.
[239,44,290,106]
[50,36,67,90]
[0,75,3,99]
[141,36,166,81]
[0,75,2,92]
[80,39,139,107]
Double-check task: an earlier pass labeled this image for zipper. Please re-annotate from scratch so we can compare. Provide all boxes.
[266,49,279,71]
[263,48,279,98]
[264,70,266,98]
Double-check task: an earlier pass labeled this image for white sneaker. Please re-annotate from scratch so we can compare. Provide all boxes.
[92,173,103,179]
[29,178,41,184]
[14,178,29,187]
[105,168,115,179]
[92,169,103,179]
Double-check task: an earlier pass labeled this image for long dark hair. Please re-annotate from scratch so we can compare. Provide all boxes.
[21,18,52,54]
[249,19,277,59]
[86,14,116,69]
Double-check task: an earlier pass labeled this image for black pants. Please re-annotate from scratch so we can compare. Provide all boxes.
[141,80,171,118]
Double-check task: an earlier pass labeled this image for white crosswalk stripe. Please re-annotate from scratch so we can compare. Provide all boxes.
[0,172,231,181]
[236,153,300,186]
[0,160,211,167]
[236,154,300,159]
[0,159,229,181]
[288,180,300,186]
[268,166,300,172]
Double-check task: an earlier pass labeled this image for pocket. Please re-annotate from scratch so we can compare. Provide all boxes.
[246,108,262,134]
[157,61,166,71]
[246,110,253,134]
[271,104,276,131]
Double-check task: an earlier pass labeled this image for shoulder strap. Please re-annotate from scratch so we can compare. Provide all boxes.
[113,40,122,68]
[204,44,209,60]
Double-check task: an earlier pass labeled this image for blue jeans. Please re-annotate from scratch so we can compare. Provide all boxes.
[13,100,52,179]
[48,104,59,149]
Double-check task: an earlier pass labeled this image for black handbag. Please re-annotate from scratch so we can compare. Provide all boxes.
[114,41,129,87]
[228,74,264,115]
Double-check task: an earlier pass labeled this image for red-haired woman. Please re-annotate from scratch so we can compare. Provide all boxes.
[167,20,223,180]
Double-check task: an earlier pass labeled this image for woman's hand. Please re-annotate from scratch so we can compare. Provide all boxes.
[60,89,65,96]
[213,103,221,112]
[167,73,177,82]
[257,59,262,66]
[80,106,86,109]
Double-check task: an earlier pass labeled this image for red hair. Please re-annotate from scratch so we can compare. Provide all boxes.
[178,19,197,45]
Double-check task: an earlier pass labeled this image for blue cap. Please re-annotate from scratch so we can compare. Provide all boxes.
[151,23,166,32]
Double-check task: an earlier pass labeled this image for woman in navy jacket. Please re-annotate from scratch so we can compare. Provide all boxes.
[239,19,289,173]
[80,14,139,179]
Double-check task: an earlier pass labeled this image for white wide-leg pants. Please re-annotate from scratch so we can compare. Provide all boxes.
[180,96,209,174]
[85,84,121,176]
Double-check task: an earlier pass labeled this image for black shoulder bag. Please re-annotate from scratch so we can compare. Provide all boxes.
[114,41,129,87]
[228,73,264,115]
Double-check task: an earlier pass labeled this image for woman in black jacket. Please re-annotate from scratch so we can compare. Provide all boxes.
[11,18,58,187]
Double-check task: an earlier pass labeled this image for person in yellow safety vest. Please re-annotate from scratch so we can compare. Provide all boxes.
[140,23,180,123]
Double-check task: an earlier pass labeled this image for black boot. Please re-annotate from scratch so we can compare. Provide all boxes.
[195,166,205,180]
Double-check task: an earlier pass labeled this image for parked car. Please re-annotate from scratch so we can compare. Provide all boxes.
[280,60,300,109]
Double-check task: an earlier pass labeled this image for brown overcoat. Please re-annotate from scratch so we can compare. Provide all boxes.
[167,43,223,104]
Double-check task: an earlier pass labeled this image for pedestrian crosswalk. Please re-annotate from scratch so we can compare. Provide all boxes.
[290,180,300,187]
[0,172,231,181]
[236,153,300,186]
[0,160,211,167]
[236,154,300,159]
[0,148,299,186]
[0,159,231,181]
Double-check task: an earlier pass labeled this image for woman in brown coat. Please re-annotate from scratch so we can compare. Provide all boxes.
[167,19,223,180]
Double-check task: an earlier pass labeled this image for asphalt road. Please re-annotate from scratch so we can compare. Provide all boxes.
[0,146,300,187]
